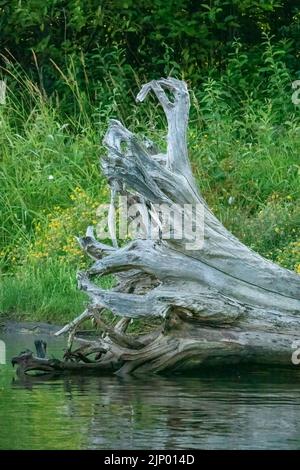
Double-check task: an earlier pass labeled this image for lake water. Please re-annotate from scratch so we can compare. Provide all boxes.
[1,330,300,450]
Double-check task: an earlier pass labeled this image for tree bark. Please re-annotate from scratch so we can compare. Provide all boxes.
[12,78,300,376]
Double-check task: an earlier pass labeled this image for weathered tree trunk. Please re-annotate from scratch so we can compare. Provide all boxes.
[13,78,300,376]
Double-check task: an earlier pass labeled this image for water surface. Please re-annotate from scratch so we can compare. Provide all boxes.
[1,331,300,450]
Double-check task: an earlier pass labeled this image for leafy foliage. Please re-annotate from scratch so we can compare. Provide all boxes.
[1,1,300,93]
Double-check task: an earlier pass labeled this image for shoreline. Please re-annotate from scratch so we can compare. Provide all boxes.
[0,320,62,336]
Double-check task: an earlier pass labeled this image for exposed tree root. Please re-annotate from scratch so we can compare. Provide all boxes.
[12,78,300,376]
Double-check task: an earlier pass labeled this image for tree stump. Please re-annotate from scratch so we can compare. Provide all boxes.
[12,78,300,376]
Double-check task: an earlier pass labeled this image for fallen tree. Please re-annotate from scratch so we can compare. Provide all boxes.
[12,78,300,376]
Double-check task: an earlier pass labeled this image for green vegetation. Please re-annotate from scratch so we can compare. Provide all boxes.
[0,1,299,323]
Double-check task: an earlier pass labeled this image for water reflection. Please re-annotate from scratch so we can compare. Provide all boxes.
[1,332,300,449]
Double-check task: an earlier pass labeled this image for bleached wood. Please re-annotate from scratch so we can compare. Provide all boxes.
[12,78,300,375]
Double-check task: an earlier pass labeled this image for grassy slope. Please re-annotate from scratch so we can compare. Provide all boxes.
[0,58,299,325]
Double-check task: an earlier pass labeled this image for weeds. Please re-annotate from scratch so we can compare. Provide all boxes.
[0,40,299,321]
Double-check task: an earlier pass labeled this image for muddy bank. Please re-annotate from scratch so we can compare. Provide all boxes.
[0,320,100,340]
[0,320,62,336]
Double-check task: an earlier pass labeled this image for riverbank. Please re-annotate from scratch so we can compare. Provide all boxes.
[0,320,62,336]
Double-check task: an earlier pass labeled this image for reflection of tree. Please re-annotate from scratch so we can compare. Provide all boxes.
[76,370,300,449]
[6,367,300,449]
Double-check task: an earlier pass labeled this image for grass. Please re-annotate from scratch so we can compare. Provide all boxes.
[0,49,299,323]
[0,261,86,323]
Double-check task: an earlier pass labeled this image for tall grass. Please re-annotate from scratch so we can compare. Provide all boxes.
[0,261,86,323]
[0,42,299,322]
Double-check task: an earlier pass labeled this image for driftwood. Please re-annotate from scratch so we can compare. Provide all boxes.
[12,78,300,376]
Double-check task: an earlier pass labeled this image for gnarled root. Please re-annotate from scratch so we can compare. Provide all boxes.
[13,78,300,376]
